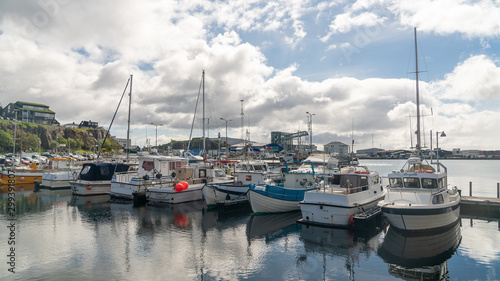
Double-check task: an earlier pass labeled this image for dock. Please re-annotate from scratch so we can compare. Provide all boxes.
[460,196,500,219]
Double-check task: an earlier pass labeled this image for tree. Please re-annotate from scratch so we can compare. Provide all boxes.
[0,130,13,152]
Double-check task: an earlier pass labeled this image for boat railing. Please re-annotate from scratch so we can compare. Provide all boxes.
[322,184,370,194]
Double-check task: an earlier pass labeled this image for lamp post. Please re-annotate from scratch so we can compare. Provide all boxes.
[436,131,446,171]
[220,118,231,158]
[150,123,163,148]
[306,111,315,154]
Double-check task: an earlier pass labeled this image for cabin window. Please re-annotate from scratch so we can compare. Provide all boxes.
[404,177,420,188]
[143,161,155,171]
[422,178,438,189]
[432,194,444,204]
[438,178,445,189]
[360,176,368,187]
[215,170,226,177]
[80,166,91,175]
[100,166,110,176]
[328,175,341,185]
[254,165,265,171]
[389,178,403,188]
[199,169,206,178]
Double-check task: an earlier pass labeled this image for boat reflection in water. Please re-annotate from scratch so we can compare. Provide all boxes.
[297,223,385,280]
[378,222,461,280]
[246,211,302,241]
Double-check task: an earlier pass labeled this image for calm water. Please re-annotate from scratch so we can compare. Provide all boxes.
[1,160,499,281]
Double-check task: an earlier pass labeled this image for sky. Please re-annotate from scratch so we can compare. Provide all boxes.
[1,0,500,151]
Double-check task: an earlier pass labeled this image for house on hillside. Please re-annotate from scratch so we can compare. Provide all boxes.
[3,101,59,125]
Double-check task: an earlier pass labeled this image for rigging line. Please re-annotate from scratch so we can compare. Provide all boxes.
[99,77,131,159]
[187,73,203,151]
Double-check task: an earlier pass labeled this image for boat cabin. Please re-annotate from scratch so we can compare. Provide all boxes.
[78,163,131,181]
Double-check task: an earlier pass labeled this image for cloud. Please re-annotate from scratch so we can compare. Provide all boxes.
[430,55,500,103]
[392,0,500,38]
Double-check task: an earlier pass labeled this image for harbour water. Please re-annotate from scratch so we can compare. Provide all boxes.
[1,159,499,280]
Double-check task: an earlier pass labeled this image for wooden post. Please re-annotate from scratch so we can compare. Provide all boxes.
[497,183,499,198]
[469,182,472,197]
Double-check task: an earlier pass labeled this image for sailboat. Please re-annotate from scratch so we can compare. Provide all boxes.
[146,70,233,204]
[377,28,461,231]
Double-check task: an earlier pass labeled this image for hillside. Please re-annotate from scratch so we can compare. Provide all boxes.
[0,120,121,153]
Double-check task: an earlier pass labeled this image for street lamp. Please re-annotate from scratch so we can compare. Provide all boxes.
[150,123,163,148]
[436,131,446,171]
[306,112,315,153]
[220,118,232,158]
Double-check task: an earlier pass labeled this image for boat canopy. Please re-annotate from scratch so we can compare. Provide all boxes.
[78,162,130,181]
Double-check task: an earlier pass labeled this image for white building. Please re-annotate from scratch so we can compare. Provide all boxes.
[324,141,349,157]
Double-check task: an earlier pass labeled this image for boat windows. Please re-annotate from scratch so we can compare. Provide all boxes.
[253,165,266,171]
[214,169,226,177]
[422,178,438,189]
[328,175,342,185]
[389,178,403,188]
[100,166,110,176]
[142,161,155,171]
[80,165,91,175]
[432,194,444,204]
[360,176,368,187]
[403,177,420,188]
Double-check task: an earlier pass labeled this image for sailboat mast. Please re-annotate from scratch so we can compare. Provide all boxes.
[414,27,421,153]
[202,70,206,160]
[127,74,132,161]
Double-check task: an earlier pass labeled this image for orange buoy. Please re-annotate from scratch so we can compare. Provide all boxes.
[179,181,189,190]
[175,183,184,192]
[87,186,92,190]
[348,215,355,224]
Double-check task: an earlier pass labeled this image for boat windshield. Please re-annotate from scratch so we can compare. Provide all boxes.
[389,177,440,189]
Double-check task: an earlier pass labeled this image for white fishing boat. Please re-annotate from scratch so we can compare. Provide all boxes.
[71,162,134,196]
[110,155,187,199]
[377,28,461,231]
[39,157,81,190]
[248,171,318,214]
[299,165,385,227]
[146,162,232,204]
[202,159,280,208]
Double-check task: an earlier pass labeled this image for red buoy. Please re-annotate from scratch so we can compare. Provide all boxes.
[179,181,189,190]
[175,183,184,192]
[87,186,92,190]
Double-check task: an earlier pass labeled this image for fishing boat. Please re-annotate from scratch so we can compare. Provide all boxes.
[299,165,385,227]
[377,28,461,231]
[38,157,81,190]
[146,162,232,204]
[110,155,187,200]
[71,162,133,196]
[202,159,280,208]
[0,163,43,185]
[247,170,319,214]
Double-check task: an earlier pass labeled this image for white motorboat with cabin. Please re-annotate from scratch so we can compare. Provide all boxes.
[39,157,81,189]
[146,162,232,204]
[71,162,134,196]
[377,28,460,232]
[299,165,385,227]
[202,159,280,208]
[110,155,187,200]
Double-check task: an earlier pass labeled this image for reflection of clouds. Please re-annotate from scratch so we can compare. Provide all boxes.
[460,220,500,266]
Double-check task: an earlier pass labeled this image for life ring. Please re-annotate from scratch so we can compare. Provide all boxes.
[354,170,369,174]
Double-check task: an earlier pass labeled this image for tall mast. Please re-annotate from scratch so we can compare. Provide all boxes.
[414,27,421,153]
[202,70,206,160]
[127,74,132,161]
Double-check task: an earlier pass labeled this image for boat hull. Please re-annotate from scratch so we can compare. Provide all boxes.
[381,199,460,231]
[202,183,249,207]
[300,190,385,227]
[248,188,309,214]
[71,180,112,196]
[147,183,205,204]
[0,170,43,185]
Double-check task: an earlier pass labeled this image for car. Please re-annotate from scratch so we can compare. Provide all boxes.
[0,158,12,165]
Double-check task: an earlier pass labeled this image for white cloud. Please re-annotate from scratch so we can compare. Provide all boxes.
[430,55,500,103]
